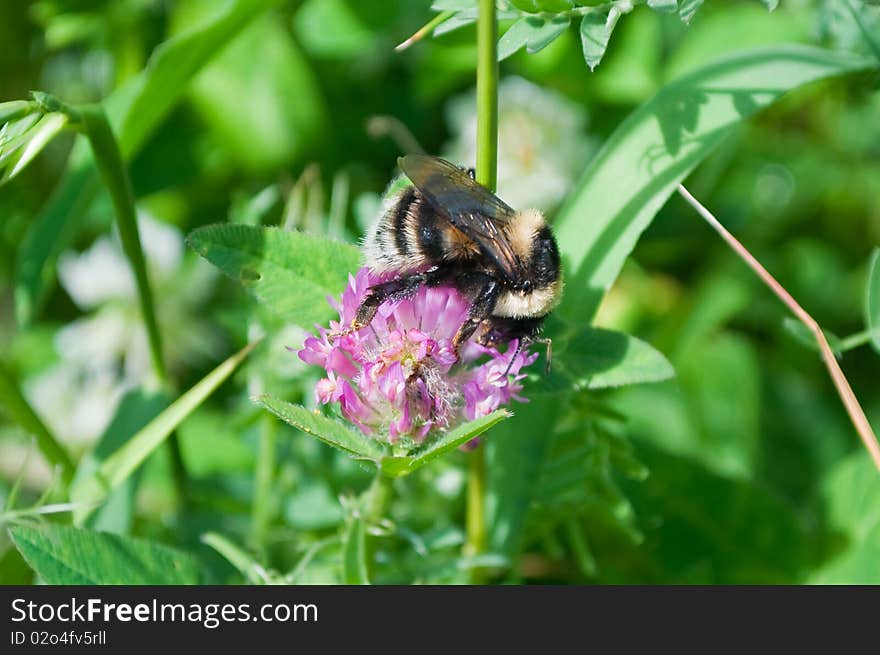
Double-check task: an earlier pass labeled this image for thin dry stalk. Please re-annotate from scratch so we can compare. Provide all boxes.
[677,183,880,472]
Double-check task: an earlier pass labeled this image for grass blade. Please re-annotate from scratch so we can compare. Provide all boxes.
[70,342,258,516]
[79,104,167,384]
[0,362,74,485]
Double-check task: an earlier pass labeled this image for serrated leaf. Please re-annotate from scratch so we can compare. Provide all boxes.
[254,395,385,461]
[187,225,360,328]
[678,0,705,23]
[553,46,874,324]
[866,248,880,352]
[580,8,624,71]
[498,16,570,61]
[343,516,370,584]
[380,410,511,477]
[9,524,202,584]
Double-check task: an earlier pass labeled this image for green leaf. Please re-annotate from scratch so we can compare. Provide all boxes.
[811,453,880,583]
[431,0,476,10]
[14,0,282,324]
[0,112,68,185]
[71,343,256,520]
[508,0,573,11]
[194,14,323,171]
[781,317,844,356]
[554,45,875,324]
[202,532,269,584]
[70,389,169,530]
[343,516,370,585]
[380,410,511,477]
[648,0,679,13]
[579,8,624,71]
[0,100,36,124]
[187,225,360,328]
[488,395,562,556]
[254,395,385,461]
[762,0,779,11]
[0,361,74,484]
[538,326,674,392]
[678,0,705,24]
[866,248,880,353]
[498,16,571,61]
[9,524,202,584]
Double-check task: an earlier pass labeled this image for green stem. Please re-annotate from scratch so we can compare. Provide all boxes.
[476,0,499,191]
[465,445,488,573]
[464,0,499,585]
[838,327,880,352]
[395,10,455,51]
[78,104,188,502]
[78,104,167,387]
[0,361,75,486]
[365,471,393,580]
[250,413,278,557]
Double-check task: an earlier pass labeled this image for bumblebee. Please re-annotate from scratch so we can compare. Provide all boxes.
[356,154,563,360]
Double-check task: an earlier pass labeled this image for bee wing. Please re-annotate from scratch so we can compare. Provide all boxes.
[398,154,525,280]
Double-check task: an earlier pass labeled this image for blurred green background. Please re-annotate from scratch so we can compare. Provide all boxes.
[0,0,878,584]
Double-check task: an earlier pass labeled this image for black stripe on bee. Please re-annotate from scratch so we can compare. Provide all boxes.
[392,186,417,256]
[417,200,446,260]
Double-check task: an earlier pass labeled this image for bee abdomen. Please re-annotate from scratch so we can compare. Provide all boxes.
[363,186,429,273]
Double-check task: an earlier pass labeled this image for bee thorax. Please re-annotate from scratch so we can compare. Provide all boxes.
[493,281,561,319]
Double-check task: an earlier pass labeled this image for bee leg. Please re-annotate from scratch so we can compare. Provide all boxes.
[352,266,451,331]
[452,278,500,356]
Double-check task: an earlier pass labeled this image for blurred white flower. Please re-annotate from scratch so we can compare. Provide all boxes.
[25,212,215,448]
[444,76,593,212]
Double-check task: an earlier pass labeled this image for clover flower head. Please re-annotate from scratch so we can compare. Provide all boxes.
[298,268,537,444]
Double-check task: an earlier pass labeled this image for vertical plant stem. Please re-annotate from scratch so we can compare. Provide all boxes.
[0,361,75,486]
[78,104,188,497]
[78,105,167,386]
[250,413,278,557]
[465,0,499,584]
[475,0,499,192]
[365,471,393,581]
[677,184,880,472]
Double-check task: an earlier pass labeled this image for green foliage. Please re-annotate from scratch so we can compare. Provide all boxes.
[255,394,509,478]
[499,16,572,60]
[70,344,255,522]
[2,0,879,587]
[539,325,674,392]
[553,45,873,324]
[187,225,361,328]
[866,249,880,352]
[343,515,370,584]
[14,0,283,325]
[9,524,203,584]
